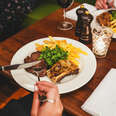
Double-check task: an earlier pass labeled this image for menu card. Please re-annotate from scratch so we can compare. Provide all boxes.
[81,68,116,116]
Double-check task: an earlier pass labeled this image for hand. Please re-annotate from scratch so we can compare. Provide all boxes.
[95,0,108,9]
[108,0,115,8]
[31,81,63,116]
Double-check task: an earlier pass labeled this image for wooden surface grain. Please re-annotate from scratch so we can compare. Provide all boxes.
[0,2,116,116]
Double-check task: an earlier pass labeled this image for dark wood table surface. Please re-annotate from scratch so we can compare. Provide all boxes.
[0,2,116,116]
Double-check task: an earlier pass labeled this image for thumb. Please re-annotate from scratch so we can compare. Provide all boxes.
[103,0,108,8]
[31,85,40,116]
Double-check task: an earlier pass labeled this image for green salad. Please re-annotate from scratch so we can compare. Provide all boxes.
[38,45,68,68]
[110,10,116,20]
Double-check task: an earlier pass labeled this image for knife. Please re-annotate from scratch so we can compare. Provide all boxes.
[0,60,41,71]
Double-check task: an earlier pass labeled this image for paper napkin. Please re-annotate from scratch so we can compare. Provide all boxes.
[66,3,97,21]
[81,68,116,116]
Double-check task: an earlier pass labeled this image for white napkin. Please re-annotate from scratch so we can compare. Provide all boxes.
[81,68,116,116]
[66,3,97,21]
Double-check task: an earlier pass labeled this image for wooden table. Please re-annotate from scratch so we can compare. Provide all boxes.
[0,2,116,116]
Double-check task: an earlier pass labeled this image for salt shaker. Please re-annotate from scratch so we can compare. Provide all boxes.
[75,5,88,37]
[79,11,93,44]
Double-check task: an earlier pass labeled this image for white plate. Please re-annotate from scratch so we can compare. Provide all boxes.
[91,9,116,38]
[11,37,97,94]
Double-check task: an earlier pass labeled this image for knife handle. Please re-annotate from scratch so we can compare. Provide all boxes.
[0,66,2,71]
[0,64,20,71]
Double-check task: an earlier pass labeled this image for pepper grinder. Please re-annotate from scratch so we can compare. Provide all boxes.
[79,11,93,44]
[75,5,88,37]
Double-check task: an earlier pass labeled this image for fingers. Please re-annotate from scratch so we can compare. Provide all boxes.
[96,0,108,9]
[31,85,40,116]
[36,81,58,93]
[33,81,63,116]
[103,0,108,9]
[36,81,59,99]
[36,81,57,89]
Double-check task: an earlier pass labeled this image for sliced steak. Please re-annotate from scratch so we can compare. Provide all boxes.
[24,51,47,77]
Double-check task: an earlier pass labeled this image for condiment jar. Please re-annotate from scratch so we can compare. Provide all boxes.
[79,11,93,44]
[75,5,88,37]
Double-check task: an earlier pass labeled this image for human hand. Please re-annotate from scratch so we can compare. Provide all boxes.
[95,0,108,9]
[31,81,63,116]
[95,0,115,9]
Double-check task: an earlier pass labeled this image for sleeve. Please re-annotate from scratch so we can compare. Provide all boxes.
[0,94,33,116]
[0,100,27,116]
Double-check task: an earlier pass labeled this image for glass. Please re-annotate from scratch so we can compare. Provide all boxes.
[56,0,74,30]
[92,26,113,58]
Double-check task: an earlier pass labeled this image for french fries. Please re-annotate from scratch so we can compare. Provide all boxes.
[35,36,88,66]
[110,19,116,33]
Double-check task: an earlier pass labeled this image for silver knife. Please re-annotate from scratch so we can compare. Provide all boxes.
[0,60,41,71]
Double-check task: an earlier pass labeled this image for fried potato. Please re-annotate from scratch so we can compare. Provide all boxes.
[110,19,116,33]
[112,28,116,33]
[35,36,88,65]
[110,19,116,25]
[35,43,43,51]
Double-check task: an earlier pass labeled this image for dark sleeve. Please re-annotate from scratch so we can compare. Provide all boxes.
[0,94,33,116]
[0,100,27,116]
[0,93,71,116]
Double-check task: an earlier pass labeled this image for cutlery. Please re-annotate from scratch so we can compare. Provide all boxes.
[0,60,41,71]
[25,84,47,103]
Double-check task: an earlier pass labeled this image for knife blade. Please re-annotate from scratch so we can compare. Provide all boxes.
[0,60,41,71]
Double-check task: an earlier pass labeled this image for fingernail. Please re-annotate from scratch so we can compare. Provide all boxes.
[34,85,38,91]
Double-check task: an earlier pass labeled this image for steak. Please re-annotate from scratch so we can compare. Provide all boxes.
[47,60,79,83]
[24,51,47,77]
[24,52,79,82]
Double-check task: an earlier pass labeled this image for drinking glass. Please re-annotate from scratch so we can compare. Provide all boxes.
[56,0,74,30]
[92,26,113,58]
